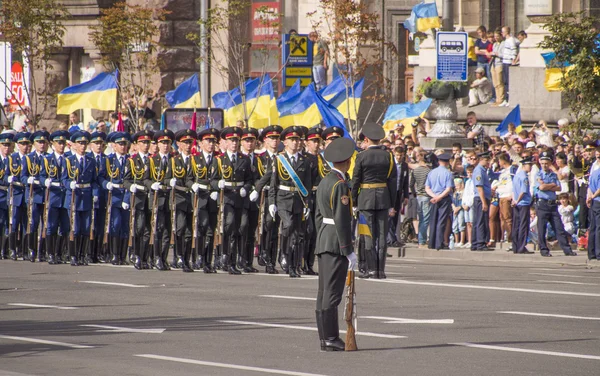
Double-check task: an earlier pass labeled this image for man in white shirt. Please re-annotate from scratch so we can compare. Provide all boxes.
[532,120,554,147]
[501,26,519,106]
[495,153,514,249]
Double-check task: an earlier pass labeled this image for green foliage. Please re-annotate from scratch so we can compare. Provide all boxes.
[540,12,600,141]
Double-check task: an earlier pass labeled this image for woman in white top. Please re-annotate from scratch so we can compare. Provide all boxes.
[553,153,571,193]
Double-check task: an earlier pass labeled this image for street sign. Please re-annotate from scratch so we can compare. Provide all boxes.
[285,77,312,87]
[282,34,313,66]
[436,32,468,82]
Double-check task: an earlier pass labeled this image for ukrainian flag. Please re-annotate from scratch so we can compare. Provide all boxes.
[277,79,302,108]
[321,76,364,121]
[495,104,522,136]
[541,52,573,92]
[357,213,372,237]
[382,98,432,133]
[278,83,347,129]
[403,2,440,34]
[57,70,118,115]
[166,73,201,108]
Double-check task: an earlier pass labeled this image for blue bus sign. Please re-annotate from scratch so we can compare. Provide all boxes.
[436,32,468,81]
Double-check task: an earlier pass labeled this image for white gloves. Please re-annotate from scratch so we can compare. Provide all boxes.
[303,207,310,218]
[352,207,358,216]
[240,188,247,198]
[210,191,218,201]
[269,204,277,218]
[7,176,13,183]
[218,179,226,189]
[44,179,52,188]
[106,182,114,191]
[122,202,129,210]
[151,182,161,191]
[249,190,259,202]
[70,181,76,190]
[169,178,177,187]
[346,252,357,270]
[191,183,200,193]
[27,176,34,184]
[93,196,98,204]
[130,184,137,193]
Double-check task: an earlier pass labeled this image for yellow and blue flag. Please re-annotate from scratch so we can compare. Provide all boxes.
[496,104,522,136]
[382,98,432,133]
[276,79,302,108]
[357,213,371,237]
[403,2,440,34]
[57,70,118,115]
[541,52,573,92]
[321,76,364,121]
[166,73,201,108]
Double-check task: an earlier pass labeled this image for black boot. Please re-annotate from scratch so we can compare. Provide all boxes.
[9,233,17,261]
[322,308,345,351]
[81,236,90,266]
[378,249,387,279]
[119,238,128,265]
[315,310,326,351]
[110,237,119,265]
[28,232,37,262]
[358,248,377,279]
[69,238,78,266]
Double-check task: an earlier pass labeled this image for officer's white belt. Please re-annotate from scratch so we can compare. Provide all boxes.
[75,183,91,188]
[111,183,124,189]
[224,181,243,187]
[31,179,40,185]
[322,218,335,225]
[278,185,298,192]
[50,182,61,187]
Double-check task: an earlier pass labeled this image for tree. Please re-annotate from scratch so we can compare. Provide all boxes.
[308,0,398,138]
[188,0,282,127]
[540,12,600,141]
[89,1,169,131]
[0,0,69,130]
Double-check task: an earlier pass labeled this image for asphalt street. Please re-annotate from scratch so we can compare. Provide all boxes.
[1,255,600,376]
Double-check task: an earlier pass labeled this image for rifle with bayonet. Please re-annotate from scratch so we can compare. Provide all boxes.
[255,189,265,249]
[343,269,358,351]
[214,188,224,251]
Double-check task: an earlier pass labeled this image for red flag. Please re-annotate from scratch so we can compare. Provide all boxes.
[191,110,199,155]
[116,112,125,132]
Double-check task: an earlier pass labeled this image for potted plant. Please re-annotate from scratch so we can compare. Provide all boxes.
[416,77,469,101]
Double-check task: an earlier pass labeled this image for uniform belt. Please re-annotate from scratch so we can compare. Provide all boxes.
[159,185,171,191]
[224,181,244,187]
[30,179,40,185]
[11,182,23,187]
[322,218,335,225]
[264,185,270,191]
[196,183,209,191]
[75,183,91,188]
[50,182,61,187]
[111,183,124,189]
[0,186,7,191]
[174,185,189,193]
[278,185,298,192]
[539,199,557,205]
[133,183,146,191]
[360,183,386,189]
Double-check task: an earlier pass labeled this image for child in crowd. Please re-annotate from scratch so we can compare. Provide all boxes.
[460,165,475,248]
[529,207,539,249]
[558,193,575,237]
[452,178,466,247]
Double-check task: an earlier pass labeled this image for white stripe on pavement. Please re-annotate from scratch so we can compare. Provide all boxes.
[219,320,405,339]
[0,334,94,349]
[80,281,148,288]
[536,280,598,286]
[365,278,600,297]
[7,303,78,310]
[251,274,318,280]
[361,316,454,324]
[135,354,329,376]
[498,311,600,321]
[451,342,600,360]
[259,295,316,301]
[530,273,600,279]
[80,324,165,333]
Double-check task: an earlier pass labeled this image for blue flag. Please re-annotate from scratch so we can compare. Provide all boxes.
[495,104,521,136]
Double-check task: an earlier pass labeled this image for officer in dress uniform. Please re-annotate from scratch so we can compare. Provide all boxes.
[8,132,31,260]
[314,137,357,352]
[124,130,153,270]
[0,133,13,260]
[534,151,577,257]
[40,130,70,264]
[352,123,397,279]
[144,129,175,271]
[99,132,132,265]
[586,163,600,261]
[511,156,534,254]
[62,131,98,266]
[424,153,454,250]
[254,125,282,273]
[88,132,108,262]
[269,126,313,278]
[239,127,260,273]
[187,127,220,273]
[574,143,595,236]
[210,126,253,275]
[471,151,492,251]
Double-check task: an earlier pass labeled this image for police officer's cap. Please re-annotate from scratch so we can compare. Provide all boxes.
[324,138,355,163]
[321,126,344,140]
[280,126,302,140]
[360,123,385,141]
[0,133,14,144]
[50,130,70,142]
[241,128,259,140]
[175,129,196,143]
[31,130,50,143]
[585,142,596,150]
[154,129,175,143]
[220,126,243,140]
[306,127,322,141]
[198,128,220,141]
[539,151,553,161]
[70,131,91,143]
[259,125,283,141]
[477,151,491,159]
[133,130,154,143]
[437,153,452,162]
[15,132,32,144]
[520,156,534,164]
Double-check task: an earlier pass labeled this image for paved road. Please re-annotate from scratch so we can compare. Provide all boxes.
[1,256,599,376]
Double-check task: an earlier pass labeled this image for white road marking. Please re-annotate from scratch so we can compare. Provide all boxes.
[135,354,329,376]
[0,334,94,349]
[531,268,576,271]
[259,295,316,301]
[361,316,454,324]
[451,342,600,361]
[365,278,600,297]
[7,303,78,310]
[536,280,598,286]
[250,274,318,280]
[530,273,600,279]
[382,271,405,276]
[80,281,148,288]
[219,320,406,339]
[383,264,414,268]
[80,324,165,334]
[87,263,132,268]
[497,311,600,321]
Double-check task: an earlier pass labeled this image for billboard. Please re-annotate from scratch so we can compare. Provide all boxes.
[162,108,225,133]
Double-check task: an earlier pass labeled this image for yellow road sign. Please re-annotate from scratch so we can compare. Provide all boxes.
[285,77,312,87]
[285,67,312,76]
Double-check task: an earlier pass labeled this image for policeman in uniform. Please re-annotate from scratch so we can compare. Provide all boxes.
[269,126,313,278]
[0,133,13,260]
[424,153,454,250]
[511,156,534,254]
[62,131,97,266]
[534,151,577,257]
[8,132,31,260]
[40,130,70,264]
[315,137,357,352]
[145,129,175,270]
[471,151,492,251]
[586,163,600,261]
[210,126,253,275]
[124,130,153,270]
[187,127,220,273]
[351,123,397,279]
[100,132,132,265]
[239,127,260,273]
[88,132,108,262]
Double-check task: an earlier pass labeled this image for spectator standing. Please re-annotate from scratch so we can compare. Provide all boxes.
[410,149,432,247]
[489,30,505,106]
[461,165,475,248]
[532,120,555,147]
[512,31,528,66]
[474,26,492,78]
[586,165,600,261]
[558,193,575,236]
[500,26,519,106]
[69,112,84,130]
[308,32,329,91]
[465,111,486,147]
[468,67,493,107]
[11,108,27,131]
[0,103,10,128]
[388,146,409,247]
[496,153,514,248]
[452,178,466,247]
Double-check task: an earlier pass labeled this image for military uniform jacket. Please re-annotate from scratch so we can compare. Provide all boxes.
[186,151,218,211]
[88,152,108,210]
[0,156,9,210]
[351,146,398,211]
[21,152,46,205]
[8,153,26,207]
[243,152,260,211]
[123,153,151,211]
[210,152,253,210]
[269,152,313,214]
[40,153,66,209]
[255,151,276,206]
[61,153,98,212]
[143,153,176,210]
[99,154,130,208]
[171,153,192,213]
[315,169,353,256]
